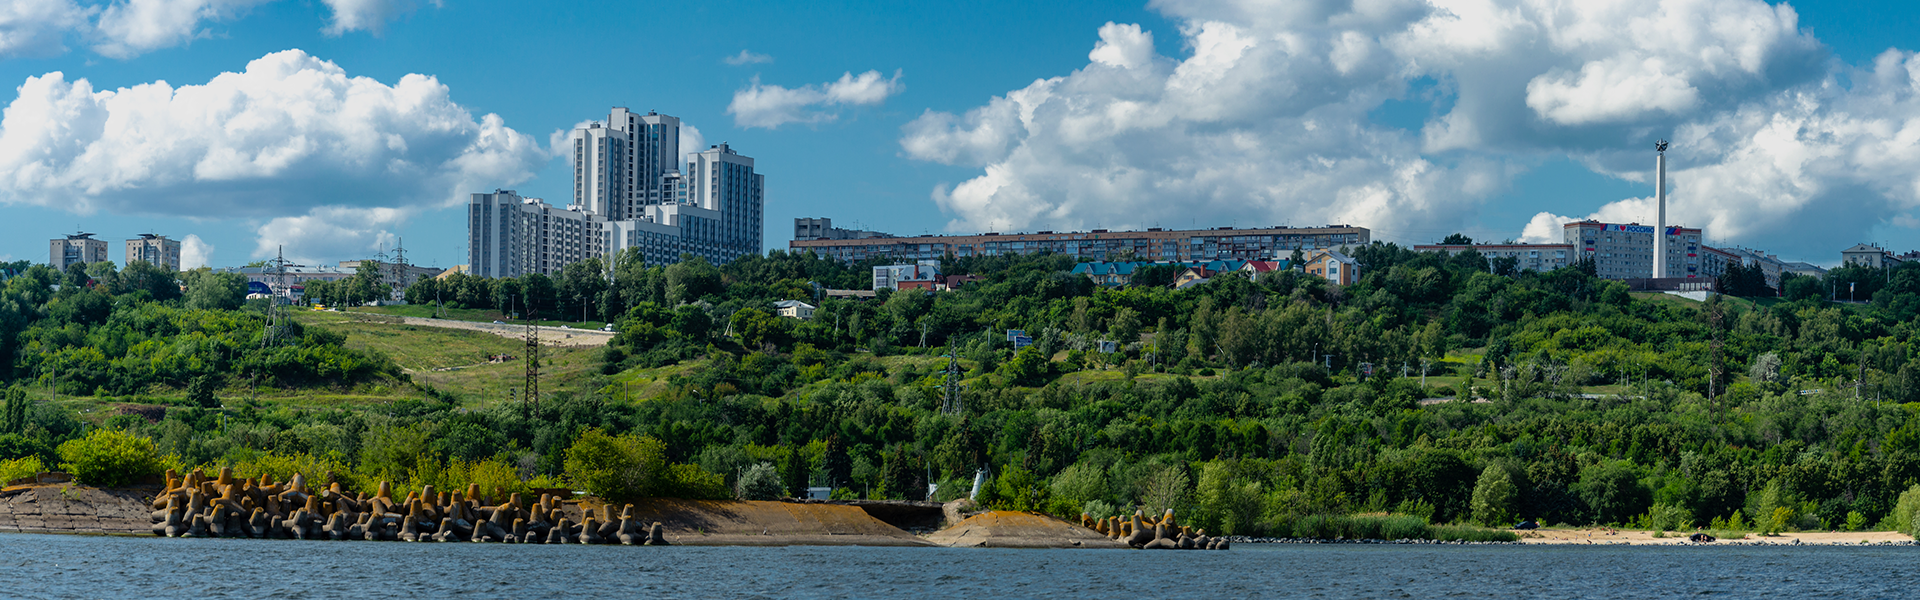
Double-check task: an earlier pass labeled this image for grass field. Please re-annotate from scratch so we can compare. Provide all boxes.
[293,310,604,406]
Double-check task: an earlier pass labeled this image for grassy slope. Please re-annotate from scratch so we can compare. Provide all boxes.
[340,305,608,330]
[290,311,603,408]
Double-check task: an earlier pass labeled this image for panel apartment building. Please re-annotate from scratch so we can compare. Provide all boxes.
[125,234,183,271]
[49,232,110,271]
[1410,220,1818,285]
[788,219,1370,263]
[469,109,764,278]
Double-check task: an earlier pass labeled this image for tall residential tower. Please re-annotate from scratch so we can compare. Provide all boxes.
[473,108,763,278]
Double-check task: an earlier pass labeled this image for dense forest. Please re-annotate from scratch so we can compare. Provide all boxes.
[8,242,1920,539]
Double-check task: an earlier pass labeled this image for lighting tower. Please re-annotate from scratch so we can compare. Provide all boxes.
[1654,139,1669,278]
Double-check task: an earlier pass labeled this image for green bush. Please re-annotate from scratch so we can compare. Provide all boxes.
[659,463,730,500]
[1,455,44,483]
[57,428,165,487]
[735,462,784,500]
[1885,485,1920,537]
[1636,503,1695,532]
[563,428,667,502]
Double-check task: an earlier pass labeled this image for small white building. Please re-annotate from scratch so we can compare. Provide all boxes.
[773,299,816,320]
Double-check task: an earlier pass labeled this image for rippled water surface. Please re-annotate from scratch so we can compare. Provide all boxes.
[3,533,1916,598]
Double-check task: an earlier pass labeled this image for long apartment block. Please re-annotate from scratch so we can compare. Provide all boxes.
[788,219,1369,263]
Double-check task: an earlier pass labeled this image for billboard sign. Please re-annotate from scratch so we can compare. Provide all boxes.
[1006,329,1026,342]
[1612,225,1655,234]
[247,281,272,295]
[1012,335,1034,349]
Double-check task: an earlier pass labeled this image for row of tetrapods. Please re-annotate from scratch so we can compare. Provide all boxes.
[148,468,668,545]
[1083,509,1231,550]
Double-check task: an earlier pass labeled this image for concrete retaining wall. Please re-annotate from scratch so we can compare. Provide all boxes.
[0,485,155,535]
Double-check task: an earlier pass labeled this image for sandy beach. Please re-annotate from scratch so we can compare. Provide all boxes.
[1517,527,1913,545]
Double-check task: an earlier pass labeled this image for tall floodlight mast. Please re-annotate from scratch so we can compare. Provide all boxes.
[1654,140,1670,278]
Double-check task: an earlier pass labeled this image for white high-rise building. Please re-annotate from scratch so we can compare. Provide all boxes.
[468,190,612,278]
[473,109,763,278]
[688,143,764,259]
[569,108,683,221]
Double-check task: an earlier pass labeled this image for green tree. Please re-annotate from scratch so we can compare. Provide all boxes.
[666,256,722,305]
[999,346,1049,386]
[562,428,668,502]
[182,268,248,311]
[1575,461,1650,525]
[1470,465,1518,526]
[735,462,784,500]
[1,388,26,434]
[730,307,793,351]
[784,445,810,497]
[1440,233,1474,245]
[186,375,219,408]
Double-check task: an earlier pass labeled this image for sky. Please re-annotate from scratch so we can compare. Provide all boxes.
[1,0,1918,269]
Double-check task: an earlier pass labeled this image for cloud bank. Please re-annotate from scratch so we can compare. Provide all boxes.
[0,0,434,60]
[0,49,548,264]
[729,69,903,129]
[900,0,1920,259]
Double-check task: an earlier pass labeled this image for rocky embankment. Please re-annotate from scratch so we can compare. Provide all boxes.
[0,484,155,535]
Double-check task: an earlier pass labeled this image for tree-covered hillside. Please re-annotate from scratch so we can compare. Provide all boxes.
[9,245,1920,538]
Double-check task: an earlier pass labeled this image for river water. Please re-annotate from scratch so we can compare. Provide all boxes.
[1,533,1913,598]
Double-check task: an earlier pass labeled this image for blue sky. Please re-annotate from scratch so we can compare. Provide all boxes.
[1,0,1917,268]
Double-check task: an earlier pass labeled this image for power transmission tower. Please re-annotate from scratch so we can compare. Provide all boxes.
[940,338,965,414]
[523,297,541,418]
[388,237,408,303]
[262,246,294,348]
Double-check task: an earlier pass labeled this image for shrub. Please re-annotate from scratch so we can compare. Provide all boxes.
[1636,503,1694,532]
[228,451,355,491]
[1,455,44,483]
[1082,499,1118,521]
[0,433,49,462]
[735,462,784,500]
[564,428,667,502]
[1884,484,1920,536]
[57,429,165,487]
[1846,511,1868,532]
[660,463,730,500]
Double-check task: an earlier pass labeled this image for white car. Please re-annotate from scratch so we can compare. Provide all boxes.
[601,323,616,332]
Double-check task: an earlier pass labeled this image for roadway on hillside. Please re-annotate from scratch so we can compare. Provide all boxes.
[387,315,615,347]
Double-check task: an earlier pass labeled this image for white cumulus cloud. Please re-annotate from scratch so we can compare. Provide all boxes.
[319,0,437,36]
[0,49,548,263]
[179,233,213,268]
[91,0,275,58]
[0,0,91,59]
[727,69,903,129]
[254,206,406,265]
[899,0,1920,259]
[0,0,435,60]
